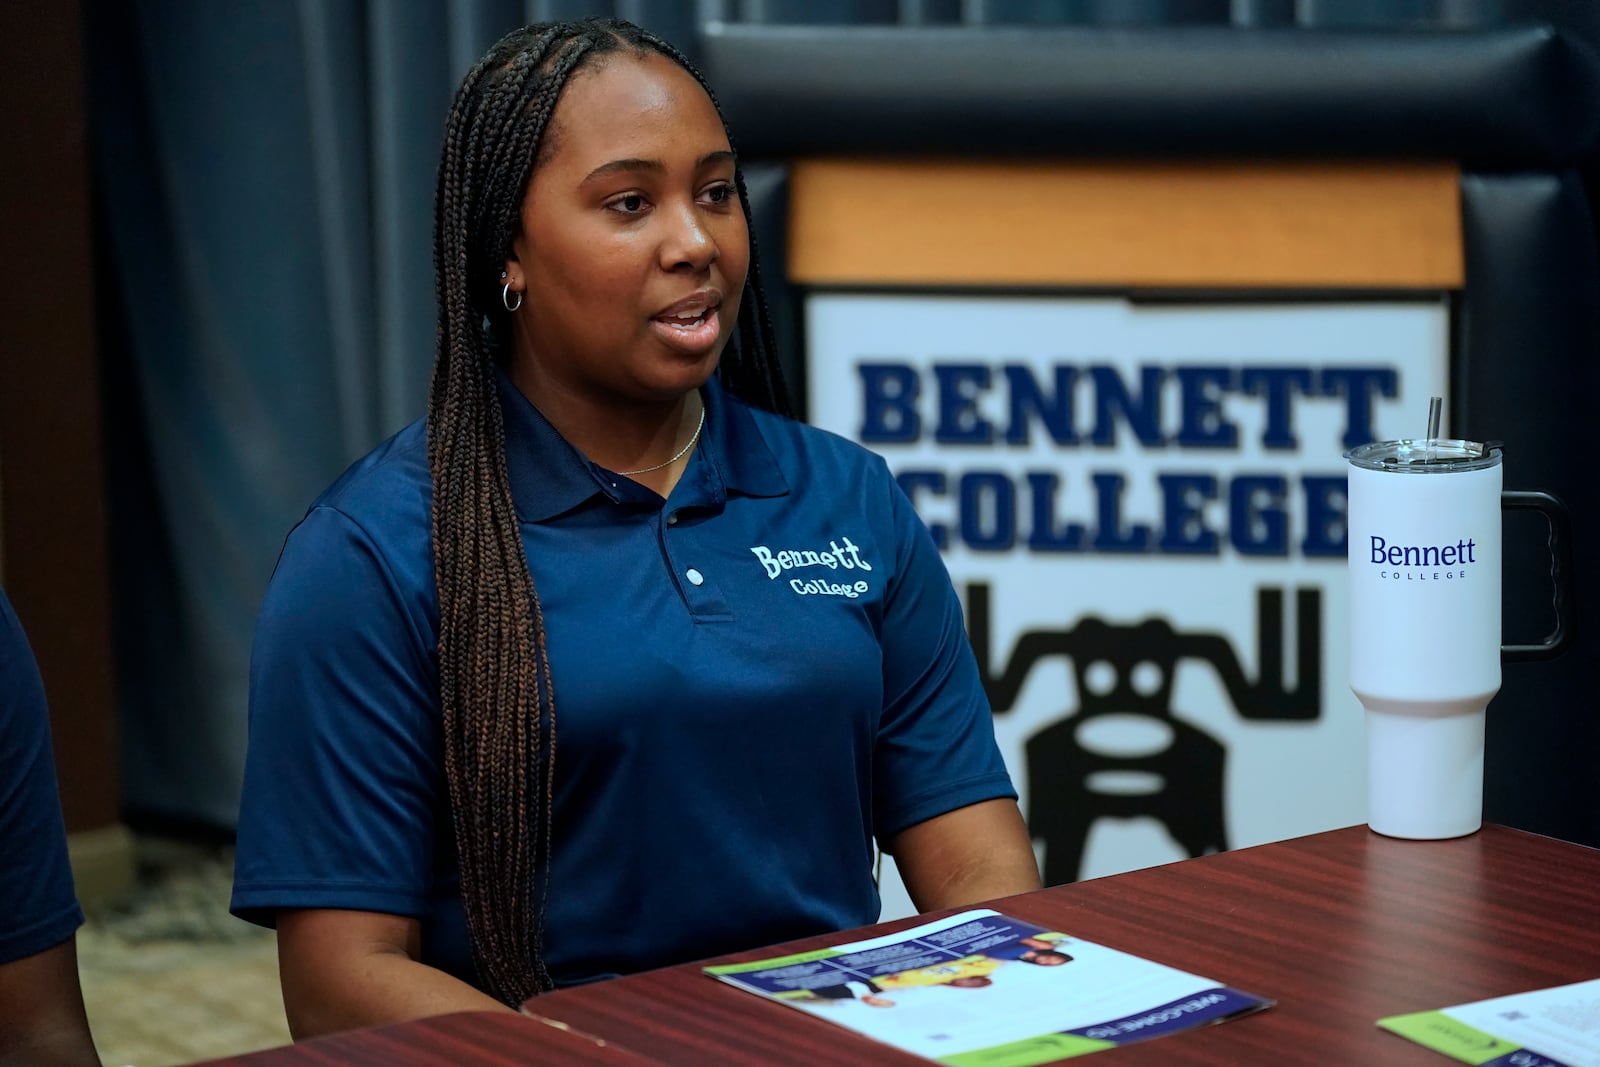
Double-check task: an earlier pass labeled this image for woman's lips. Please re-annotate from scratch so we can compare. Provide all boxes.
[650,306,721,354]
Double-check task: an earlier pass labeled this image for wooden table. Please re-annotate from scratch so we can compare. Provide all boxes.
[190,824,1600,1065]
[190,1012,664,1065]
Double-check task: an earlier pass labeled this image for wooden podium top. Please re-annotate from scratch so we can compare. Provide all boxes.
[788,160,1463,291]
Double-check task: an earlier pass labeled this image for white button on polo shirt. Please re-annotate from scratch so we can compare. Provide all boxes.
[685,568,704,586]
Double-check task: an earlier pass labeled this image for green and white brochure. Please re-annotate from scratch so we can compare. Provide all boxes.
[706,908,1271,1066]
[1380,977,1600,1066]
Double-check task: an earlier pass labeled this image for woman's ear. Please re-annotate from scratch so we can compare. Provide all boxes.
[500,260,523,293]
[498,265,526,313]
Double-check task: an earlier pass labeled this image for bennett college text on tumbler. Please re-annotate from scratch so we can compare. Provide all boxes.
[1368,535,1476,580]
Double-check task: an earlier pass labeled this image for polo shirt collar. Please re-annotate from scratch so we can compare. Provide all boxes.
[695,374,790,501]
[497,371,789,524]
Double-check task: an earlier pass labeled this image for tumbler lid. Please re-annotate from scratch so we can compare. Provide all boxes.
[1345,438,1503,472]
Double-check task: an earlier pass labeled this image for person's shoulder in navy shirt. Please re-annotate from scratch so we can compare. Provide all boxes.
[0,588,100,1066]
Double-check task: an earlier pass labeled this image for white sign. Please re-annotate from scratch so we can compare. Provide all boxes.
[805,294,1448,919]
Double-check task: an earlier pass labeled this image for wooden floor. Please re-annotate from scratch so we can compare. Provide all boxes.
[78,839,291,1067]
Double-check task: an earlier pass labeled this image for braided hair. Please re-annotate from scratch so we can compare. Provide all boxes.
[427,17,792,1005]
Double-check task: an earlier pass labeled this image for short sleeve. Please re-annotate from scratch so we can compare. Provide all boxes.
[871,471,1017,842]
[230,505,444,925]
[0,590,84,963]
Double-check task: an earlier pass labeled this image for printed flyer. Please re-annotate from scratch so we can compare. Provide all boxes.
[705,908,1271,1066]
[1379,978,1600,1067]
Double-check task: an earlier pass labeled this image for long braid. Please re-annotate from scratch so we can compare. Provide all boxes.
[427,17,793,1005]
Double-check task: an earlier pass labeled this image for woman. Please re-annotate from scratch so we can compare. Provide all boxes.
[232,17,1039,1037]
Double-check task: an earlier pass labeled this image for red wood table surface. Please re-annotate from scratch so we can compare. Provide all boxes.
[189,1012,663,1065]
[184,824,1600,1065]
[525,824,1600,1065]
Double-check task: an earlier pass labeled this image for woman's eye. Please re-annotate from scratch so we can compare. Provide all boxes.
[610,194,647,214]
[703,183,736,206]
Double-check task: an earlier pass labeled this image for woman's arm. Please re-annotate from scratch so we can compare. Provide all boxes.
[276,909,512,1039]
[236,505,499,1038]
[889,798,1042,913]
[0,939,99,1067]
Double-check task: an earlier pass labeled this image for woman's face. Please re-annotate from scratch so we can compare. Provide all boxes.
[504,50,748,409]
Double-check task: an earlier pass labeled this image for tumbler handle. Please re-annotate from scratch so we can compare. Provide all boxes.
[1501,490,1574,662]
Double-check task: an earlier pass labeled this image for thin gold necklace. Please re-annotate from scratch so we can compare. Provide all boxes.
[617,405,705,476]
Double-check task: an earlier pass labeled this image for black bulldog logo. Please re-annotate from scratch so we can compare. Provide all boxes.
[966,584,1322,885]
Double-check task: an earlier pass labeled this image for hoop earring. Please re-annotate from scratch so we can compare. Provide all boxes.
[502,281,523,313]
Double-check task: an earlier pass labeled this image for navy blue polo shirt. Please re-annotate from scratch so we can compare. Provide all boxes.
[0,588,84,964]
[231,375,1014,990]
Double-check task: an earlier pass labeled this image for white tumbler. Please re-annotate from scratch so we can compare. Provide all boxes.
[1344,438,1568,838]
[1346,438,1571,839]
[1347,439,1502,840]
